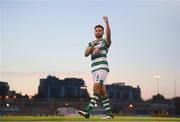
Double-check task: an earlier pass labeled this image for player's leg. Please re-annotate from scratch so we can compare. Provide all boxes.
[100,85,107,96]
[85,83,101,113]
[99,70,113,119]
[79,71,101,118]
[100,85,113,119]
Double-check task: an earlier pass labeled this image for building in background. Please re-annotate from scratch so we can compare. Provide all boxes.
[106,82,142,102]
[37,75,89,99]
[0,81,9,98]
[1,78,179,116]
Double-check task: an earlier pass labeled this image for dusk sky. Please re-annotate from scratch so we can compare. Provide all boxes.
[0,0,180,100]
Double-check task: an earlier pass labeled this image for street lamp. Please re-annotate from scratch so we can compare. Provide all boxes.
[129,104,133,108]
[28,96,32,100]
[174,80,176,97]
[6,103,9,107]
[13,96,16,99]
[80,86,86,90]
[154,74,160,95]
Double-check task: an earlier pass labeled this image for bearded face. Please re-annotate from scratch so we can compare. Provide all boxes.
[94,27,104,39]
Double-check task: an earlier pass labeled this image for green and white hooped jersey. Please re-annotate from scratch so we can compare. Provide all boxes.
[88,38,109,73]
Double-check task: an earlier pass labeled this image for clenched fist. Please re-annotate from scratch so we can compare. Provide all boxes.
[103,16,108,22]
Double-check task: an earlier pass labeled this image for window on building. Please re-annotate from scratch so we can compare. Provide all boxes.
[115,91,120,100]
[108,91,114,99]
[65,87,75,98]
[122,91,129,100]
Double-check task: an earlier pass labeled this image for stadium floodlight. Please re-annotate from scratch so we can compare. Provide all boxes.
[154,74,160,94]
[154,74,160,78]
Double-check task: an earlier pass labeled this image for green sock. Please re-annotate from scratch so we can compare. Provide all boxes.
[85,93,100,113]
[101,96,113,116]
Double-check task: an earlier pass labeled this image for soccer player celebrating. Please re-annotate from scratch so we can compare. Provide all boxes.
[78,16,113,119]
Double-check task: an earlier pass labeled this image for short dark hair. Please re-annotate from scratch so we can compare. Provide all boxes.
[94,25,104,31]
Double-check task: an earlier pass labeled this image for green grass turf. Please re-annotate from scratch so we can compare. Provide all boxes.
[0,116,180,122]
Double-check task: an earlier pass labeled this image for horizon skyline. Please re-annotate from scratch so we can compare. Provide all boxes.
[0,0,180,100]
[1,71,180,100]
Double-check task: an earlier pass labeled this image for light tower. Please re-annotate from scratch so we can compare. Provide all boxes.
[154,74,160,95]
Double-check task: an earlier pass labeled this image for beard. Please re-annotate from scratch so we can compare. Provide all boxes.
[95,34,103,39]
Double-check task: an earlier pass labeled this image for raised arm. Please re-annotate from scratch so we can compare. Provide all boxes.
[103,16,111,48]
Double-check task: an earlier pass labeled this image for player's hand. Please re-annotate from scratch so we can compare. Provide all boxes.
[103,16,108,22]
[92,40,98,47]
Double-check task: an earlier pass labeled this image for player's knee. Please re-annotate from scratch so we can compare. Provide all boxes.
[100,87,107,97]
[93,87,100,93]
[100,90,107,97]
[93,83,101,93]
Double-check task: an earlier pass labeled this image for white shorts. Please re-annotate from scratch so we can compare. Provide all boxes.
[92,70,108,85]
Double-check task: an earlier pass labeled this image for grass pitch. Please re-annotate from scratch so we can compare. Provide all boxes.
[0,116,180,122]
